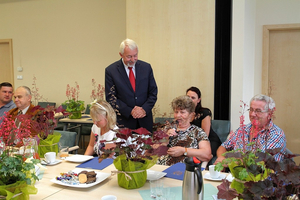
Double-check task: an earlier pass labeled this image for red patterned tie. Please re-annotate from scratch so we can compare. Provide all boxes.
[128,67,135,92]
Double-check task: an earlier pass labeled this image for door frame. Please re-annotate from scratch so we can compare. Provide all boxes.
[262,23,300,94]
[0,39,14,84]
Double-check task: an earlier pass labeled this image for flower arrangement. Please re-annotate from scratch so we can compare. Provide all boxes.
[62,82,85,119]
[31,75,47,106]
[0,113,32,147]
[0,113,40,199]
[30,105,65,140]
[112,127,169,160]
[29,105,66,158]
[215,101,300,200]
[90,79,105,101]
[102,127,168,189]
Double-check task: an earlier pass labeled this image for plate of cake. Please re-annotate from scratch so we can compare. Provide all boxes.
[50,168,110,188]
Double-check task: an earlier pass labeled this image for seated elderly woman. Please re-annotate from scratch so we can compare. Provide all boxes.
[158,95,212,166]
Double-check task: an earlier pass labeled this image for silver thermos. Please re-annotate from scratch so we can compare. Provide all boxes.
[182,157,203,200]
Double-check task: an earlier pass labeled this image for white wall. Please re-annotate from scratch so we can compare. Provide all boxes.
[231,0,300,130]
[0,0,126,106]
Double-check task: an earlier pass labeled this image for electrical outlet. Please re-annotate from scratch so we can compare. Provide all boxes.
[17,67,23,72]
[17,75,23,80]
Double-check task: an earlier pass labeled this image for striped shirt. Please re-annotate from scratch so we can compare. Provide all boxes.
[221,120,286,162]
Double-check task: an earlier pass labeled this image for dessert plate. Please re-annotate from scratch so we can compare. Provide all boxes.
[41,159,62,166]
[50,169,110,188]
[65,155,94,163]
[146,170,167,181]
[203,172,227,181]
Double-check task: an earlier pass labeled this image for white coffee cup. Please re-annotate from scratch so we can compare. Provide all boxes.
[101,195,117,200]
[44,152,56,163]
[209,165,220,179]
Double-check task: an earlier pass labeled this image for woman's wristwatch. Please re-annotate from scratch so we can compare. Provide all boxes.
[184,147,188,156]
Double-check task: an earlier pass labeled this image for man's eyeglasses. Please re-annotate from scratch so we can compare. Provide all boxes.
[247,108,268,114]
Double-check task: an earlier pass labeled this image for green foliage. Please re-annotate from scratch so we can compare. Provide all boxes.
[62,99,85,113]
[216,149,300,200]
[0,151,39,186]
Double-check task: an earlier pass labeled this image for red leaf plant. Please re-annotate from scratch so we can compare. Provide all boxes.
[100,127,169,162]
[0,113,31,155]
[30,105,66,140]
[215,101,300,200]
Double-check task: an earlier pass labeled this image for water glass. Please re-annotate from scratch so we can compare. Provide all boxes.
[150,179,164,199]
[59,146,69,159]
[0,137,5,155]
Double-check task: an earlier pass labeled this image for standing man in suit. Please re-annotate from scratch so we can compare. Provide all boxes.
[105,38,158,132]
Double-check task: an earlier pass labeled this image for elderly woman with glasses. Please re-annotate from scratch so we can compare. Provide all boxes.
[84,100,119,161]
[157,95,212,166]
[214,94,286,164]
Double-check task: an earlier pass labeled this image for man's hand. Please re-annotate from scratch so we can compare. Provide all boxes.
[214,155,226,165]
[131,106,146,118]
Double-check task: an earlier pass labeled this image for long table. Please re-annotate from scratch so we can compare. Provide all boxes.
[31,157,223,200]
[58,114,93,131]
[58,114,93,147]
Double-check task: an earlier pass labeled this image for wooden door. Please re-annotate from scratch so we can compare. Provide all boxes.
[262,24,300,164]
[0,39,14,84]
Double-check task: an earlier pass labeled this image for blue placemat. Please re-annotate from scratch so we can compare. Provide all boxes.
[81,115,91,118]
[139,183,218,200]
[162,162,186,180]
[76,157,113,170]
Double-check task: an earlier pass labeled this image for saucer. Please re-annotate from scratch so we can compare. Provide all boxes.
[41,159,62,166]
[203,172,226,181]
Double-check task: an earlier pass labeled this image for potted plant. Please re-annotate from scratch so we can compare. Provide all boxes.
[30,105,66,158]
[90,78,105,101]
[62,82,85,119]
[102,127,168,189]
[0,114,40,200]
[215,102,300,200]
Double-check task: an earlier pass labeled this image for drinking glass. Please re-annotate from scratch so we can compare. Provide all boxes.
[59,146,69,159]
[150,179,164,199]
[0,137,5,155]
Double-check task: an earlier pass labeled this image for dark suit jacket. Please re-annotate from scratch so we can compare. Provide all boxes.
[105,59,158,132]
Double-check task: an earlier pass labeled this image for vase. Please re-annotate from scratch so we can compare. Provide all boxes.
[38,132,61,158]
[69,111,82,119]
[22,138,39,159]
[0,137,5,155]
[113,155,155,189]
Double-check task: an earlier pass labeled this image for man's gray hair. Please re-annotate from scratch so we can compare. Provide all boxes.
[250,94,275,111]
[119,38,138,55]
[18,86,32,96]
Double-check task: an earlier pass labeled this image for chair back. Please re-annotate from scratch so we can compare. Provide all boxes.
[211,120,231,143]
[56,130,77,147]
[154,117,174,124]
[85,104,91,114]
[38,102,56,108]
